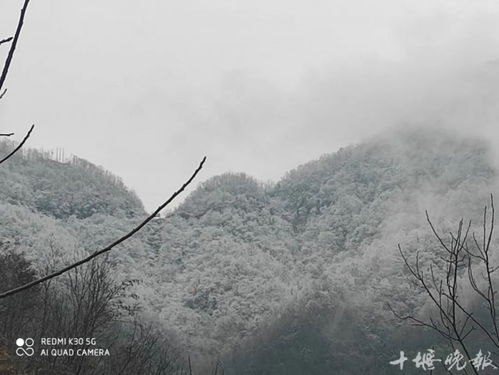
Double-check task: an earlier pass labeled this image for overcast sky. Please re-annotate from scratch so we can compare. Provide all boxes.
[1,0,499,212]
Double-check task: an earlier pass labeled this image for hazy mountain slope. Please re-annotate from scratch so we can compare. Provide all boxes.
[0,142,152,303]
[221,129,498,374]
[129,128,496,366]
[0,128,497,373]
[0,142,145,219]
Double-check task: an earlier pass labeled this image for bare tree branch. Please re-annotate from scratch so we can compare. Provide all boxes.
[394,203,499,375]
[426,210,452,254]
[0,37,13,46]
[387,302,454,339]
[0,124,34,165]
[0,156,206,300]
[0,0,31,94]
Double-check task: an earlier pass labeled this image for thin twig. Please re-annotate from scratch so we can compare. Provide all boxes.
[0,124,34,165]
[426,211,452,254]
[0,37,13,46]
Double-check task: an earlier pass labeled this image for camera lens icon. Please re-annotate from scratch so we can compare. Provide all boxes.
[15,337,34,357]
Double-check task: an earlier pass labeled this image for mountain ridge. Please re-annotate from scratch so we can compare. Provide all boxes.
[0,127,496,374]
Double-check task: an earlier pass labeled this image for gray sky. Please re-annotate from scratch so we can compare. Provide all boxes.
[1,0,499,212]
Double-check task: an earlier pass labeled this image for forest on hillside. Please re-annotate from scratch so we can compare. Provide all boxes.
[1,128,498,374]
[3,0,499,373]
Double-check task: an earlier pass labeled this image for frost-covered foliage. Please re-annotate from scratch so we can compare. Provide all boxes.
[0,128,497,374]
[0,141,144,219]
[145,128,498,372]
